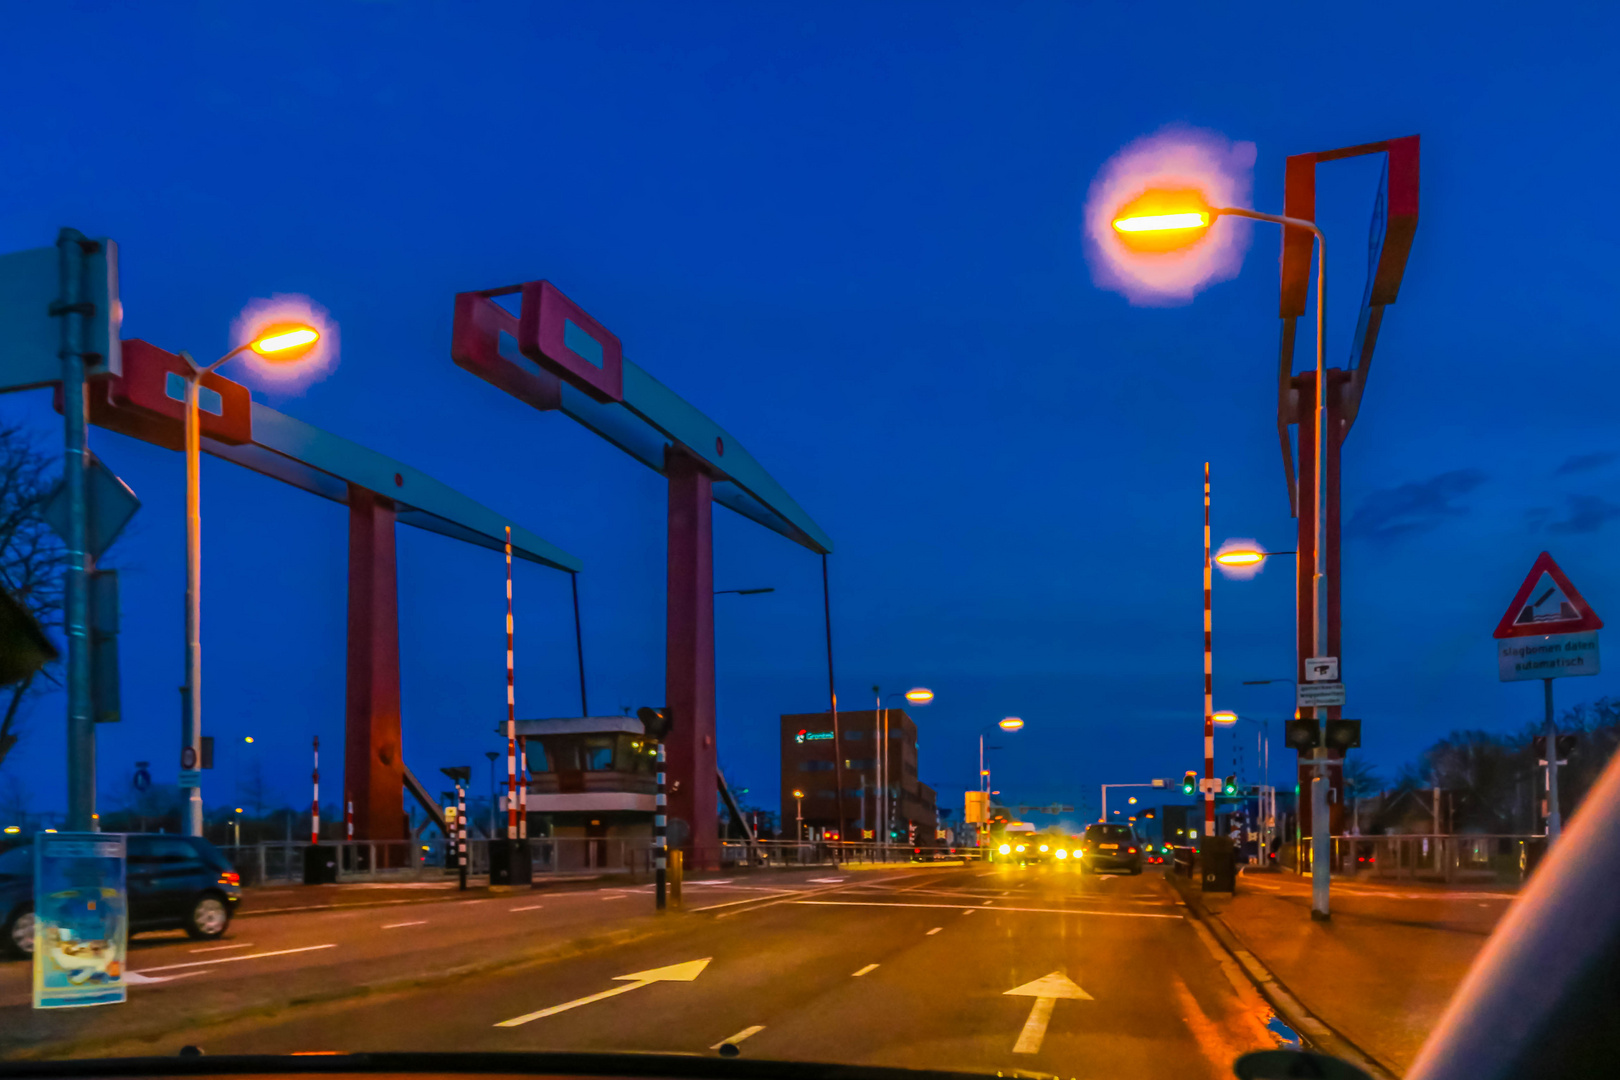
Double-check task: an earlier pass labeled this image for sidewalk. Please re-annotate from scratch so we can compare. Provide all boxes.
[1182,869,1511,1076]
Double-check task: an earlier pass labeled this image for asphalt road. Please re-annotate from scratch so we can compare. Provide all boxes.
[2,864,1292,1078]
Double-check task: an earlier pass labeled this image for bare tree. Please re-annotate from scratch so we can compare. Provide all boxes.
[0,420,66,771]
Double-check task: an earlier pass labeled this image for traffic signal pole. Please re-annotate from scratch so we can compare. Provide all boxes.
[56,230,96,832]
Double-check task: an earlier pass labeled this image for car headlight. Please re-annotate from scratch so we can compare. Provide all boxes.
[1038,844,1049,852]
[1015,844,1025,853]
[998,843,1011,855]
[1054,849,1068,859]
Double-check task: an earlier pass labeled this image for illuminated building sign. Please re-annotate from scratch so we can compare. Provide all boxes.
[794,729,834,743]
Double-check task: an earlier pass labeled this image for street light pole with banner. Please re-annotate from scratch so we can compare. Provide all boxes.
[1493,551,1602,845]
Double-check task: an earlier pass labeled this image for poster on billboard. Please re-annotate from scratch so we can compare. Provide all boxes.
[32,832,127,1009]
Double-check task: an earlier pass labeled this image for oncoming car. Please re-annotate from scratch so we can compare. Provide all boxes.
[1078,822,1143,875]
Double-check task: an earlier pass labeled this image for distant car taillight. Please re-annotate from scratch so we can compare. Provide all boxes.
[219,871,240,885]
[1127,847,1137,854]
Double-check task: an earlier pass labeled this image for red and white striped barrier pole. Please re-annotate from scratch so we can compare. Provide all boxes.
[345,792,353,842]
[518,736,528,840]
[311,736,321,844]
[1203,463,1216,842]
[505,526,517,842]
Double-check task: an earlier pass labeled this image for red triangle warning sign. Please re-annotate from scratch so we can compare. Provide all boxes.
[1493,552,1604,639]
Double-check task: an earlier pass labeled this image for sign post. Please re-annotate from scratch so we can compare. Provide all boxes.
[1492,552,1603,845]
[32,832,127,1009]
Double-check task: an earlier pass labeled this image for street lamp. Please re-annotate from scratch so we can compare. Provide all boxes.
[978,719,1025,847]
[792,789,805,841]
[176,321,319,836]
[872,685,934,851]
[1215,548,1297,568]
[1112,190,1330,920]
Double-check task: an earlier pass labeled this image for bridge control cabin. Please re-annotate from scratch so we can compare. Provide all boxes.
[515,716,657,870]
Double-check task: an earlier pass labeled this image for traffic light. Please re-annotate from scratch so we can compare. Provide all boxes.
[1181,771,1197,796]
[1325,719,1362,751]
[1222,775,1237,796]
[1285,718,1320,751]
[637,706,675,740]
[1532,734,1577,760]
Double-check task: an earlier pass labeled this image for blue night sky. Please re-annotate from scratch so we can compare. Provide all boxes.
[2,3,1618,825]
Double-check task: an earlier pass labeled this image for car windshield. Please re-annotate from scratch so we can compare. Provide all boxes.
[1,8,1614,1080]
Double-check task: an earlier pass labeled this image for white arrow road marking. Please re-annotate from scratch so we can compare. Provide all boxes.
[711,1025,764,1049]
[495,958,711,1027]
[852,963,879,977]
[1005,971,1092,1055]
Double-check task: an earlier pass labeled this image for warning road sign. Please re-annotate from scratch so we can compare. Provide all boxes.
[1493,552,1603,639]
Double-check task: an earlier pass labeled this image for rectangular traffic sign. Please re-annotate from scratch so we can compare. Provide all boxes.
[0,238,121,394]
[1304,657,1339,682]
[177,769,201,789]
[1498,631,1600,682]
[1297,682,1345,708]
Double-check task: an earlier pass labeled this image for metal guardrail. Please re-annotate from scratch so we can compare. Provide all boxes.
[219,836,659,885]
[1275,833,1540,883]
[219,837,981,884]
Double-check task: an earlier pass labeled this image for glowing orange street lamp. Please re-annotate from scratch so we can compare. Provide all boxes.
[904,687,935,705]
[1215,547,1297,568]
[175,321,321,837]
[1213,711,1238,726]
[998,716,1024,731]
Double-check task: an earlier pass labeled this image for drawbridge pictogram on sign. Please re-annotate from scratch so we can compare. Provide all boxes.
[1493,552,1603,639]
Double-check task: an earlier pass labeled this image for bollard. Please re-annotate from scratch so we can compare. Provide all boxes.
[670,848,683,909]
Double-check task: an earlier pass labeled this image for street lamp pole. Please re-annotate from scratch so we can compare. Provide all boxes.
[176,324,319,837]
[1114,198,1329,917]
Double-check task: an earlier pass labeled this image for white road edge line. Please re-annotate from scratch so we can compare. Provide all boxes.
[927,927,943,935]
[188,942,255,953]
[382,920,428,929]
[852,963,879,977]
[136,943,337,974]
[711,1025,765,1049]
[511,904,544,912]
[797,900,1181,920]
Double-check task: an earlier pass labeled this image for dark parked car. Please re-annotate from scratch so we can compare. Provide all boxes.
[2,833,242,959]
[1078,822,1143,874]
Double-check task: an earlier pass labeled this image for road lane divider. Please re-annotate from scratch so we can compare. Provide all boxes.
[852,964,879,977]
[495,958,711,1027]
[797,900,1181,920]
[927,927,942,935]
[188,942,255,953]
[381,920,428,929]
[136,943,338,975]
[1007,972,1092,1055]
[510,904,543,912]
[711,1025,765,1050]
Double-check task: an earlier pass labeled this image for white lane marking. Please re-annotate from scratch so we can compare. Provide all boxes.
[495,958,711,1027]
[691,890,800,912]
[796,900,1181,920]
[927,927,943,935]
[123,970,205,984]
[982,900,994,906]
[382,920,428,929]
[188,942,254,953]
[809,877,846,883]
[852,963,879,977]
[511,904,544,912]
[137,943,338,974]
[711,1025,765,1049]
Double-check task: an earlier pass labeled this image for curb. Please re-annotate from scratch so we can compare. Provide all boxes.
[1168,873,1399,1080]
